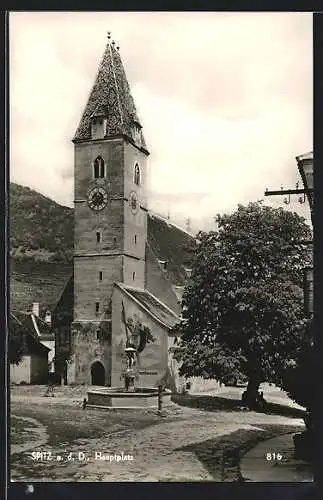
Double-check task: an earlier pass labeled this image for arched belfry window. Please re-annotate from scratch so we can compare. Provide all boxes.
[134,162,141,185]
[93,156,105,179]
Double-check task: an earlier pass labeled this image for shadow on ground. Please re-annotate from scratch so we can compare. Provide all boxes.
[174,424,302,482]
[172,394,305,419]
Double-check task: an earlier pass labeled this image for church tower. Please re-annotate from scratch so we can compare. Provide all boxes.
[70,34,149,385]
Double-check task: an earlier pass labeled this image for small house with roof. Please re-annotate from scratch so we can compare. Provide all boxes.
[10,309,51,384]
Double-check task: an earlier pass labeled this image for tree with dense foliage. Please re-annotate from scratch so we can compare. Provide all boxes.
[280,318,315,423]
[277,317,316,460]
[9,315,26,365]
[175,202,312,406]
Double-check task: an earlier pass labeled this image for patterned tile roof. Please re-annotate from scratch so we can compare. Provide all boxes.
[10,313,51,354]
[73,38,148,153]
[13,311,52,340]
[116,283,180,331]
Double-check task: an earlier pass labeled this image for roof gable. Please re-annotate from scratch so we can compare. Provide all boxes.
[13,311,52,339]
[115,283,180,331]
[10,313,50,354]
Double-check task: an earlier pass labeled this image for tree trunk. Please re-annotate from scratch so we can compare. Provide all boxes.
[243,377,261,409]
[63,363,68,385]
[294,409,315,461]
[303,410,312,432]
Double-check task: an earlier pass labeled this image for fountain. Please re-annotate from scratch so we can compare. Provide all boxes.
[86,346,171,410]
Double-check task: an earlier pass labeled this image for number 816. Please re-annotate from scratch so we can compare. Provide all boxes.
[266,452,282,461]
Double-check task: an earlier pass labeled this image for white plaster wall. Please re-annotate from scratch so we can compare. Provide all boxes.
[111,286,168,388]
[10,356,31,384]
[187,377,221,393]
[41,341,54,362]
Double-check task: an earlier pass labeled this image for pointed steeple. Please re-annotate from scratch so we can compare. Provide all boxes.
[73,33,149,154]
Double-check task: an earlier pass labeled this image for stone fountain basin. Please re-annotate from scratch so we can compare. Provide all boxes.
[87,387,172,409]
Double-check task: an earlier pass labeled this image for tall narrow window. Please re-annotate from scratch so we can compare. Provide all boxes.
[134,234,137,244]
[95,301,100,314]
[99,159,104,178]
[99,271,103,282]
[134,163,141,185]
[96,231,101,243]
[132,272,136,281]
[93,156,105,179]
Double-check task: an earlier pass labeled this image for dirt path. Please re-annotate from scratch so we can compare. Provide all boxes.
[71,418,260,481]
[11,404,304,482]
[240,432,313,482]
[10,386,305,482]
[11,415,49,455]
[195,384,305,411]
[72,412,304,482]
[11,395,83,407]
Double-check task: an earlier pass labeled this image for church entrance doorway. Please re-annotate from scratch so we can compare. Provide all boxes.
[91,361,105,386]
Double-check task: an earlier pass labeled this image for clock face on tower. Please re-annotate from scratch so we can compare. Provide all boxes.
[129,191,138,214]
[87,186,109,211]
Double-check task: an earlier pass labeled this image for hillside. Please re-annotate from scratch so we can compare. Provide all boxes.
[10,183,74,263]
[10,183,196,313]
[11,260,73,316]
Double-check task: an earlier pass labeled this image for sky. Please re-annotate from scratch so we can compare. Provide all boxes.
[10,12,313,232]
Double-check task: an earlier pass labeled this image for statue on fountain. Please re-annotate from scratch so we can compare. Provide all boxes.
[123,346,137,392]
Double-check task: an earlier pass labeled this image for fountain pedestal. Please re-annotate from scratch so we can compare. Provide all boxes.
[86,386,171,409]
[86,346,172,409]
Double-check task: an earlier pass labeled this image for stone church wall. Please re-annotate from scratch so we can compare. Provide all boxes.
[123,141,148,210]
[73,255,122,320]
[69,320,112,385]
[122,257,145,289]
[74,199,124,255]
[123,207,147,261]
[74,139,124,200]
